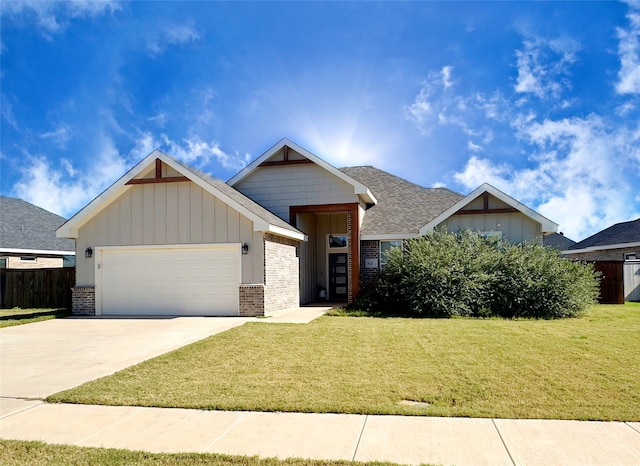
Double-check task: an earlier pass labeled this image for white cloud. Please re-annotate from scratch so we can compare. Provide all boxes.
[514,36,580,99]
[441,65,455,89]
[12,137,127,217]
[454,115,640,240]
[0,1,120,37]
[40,124,72,147]
[147,21,201,57]
[159,134,250,170]
[615,3,640,94]
[11,127,252,218]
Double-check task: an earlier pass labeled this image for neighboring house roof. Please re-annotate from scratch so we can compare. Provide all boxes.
[57,150,305,241]
[339,166,463,239]
[419,183,559,235]
[544,232,576,250]
[228,138,377,205]
[0,196,75,256]
[565,218,640,254]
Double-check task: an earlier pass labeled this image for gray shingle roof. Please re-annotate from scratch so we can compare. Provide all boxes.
[544,232,576,250]
[339,166,463,236]
[568,218,640,250]
[0,196,75,253]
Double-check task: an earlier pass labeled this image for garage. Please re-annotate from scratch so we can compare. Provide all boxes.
[96,244,241,316]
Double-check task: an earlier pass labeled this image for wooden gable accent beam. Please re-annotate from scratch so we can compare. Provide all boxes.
[259,145,313,167]
[454,192,519,215]
[125,158,190,185]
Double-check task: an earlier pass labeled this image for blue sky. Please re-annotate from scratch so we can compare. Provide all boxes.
[2,1,639,241]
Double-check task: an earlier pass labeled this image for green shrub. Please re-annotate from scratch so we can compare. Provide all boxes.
[358,230,599,319]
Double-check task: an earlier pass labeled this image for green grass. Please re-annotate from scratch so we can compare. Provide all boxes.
[0,308,70,328]
[0,440,404,466]
[48,303,640,421]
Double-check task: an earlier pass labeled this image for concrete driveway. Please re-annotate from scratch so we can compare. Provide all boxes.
[0,316,250,400]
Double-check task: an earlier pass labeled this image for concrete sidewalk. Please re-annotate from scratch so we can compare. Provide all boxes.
[1,400,639,465]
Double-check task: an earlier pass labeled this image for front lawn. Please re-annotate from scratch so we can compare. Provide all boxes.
[0,440,402,466]
[0,308,70,328]
[48,303,640,421]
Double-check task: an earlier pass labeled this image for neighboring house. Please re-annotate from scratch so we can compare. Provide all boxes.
[0,196,75,269]
[58,138,559,317]
[543,232,576,251]
[563,218,640,262]
[563,218,640,302]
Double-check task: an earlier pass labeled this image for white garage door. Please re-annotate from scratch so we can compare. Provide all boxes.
[97,245,240,316]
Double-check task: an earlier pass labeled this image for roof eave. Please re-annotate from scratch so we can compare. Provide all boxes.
[563,241,640,254]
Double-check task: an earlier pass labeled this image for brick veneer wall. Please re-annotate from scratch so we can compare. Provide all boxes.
[264,234,300,314]
[565,246,639,262]
[239,285,265,316]
[346,211,353,302]
[360,240,380,285]
[72,286,95,315]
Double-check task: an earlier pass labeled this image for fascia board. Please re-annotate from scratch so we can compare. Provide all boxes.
[266,224,307,241]
[562,241,640,254]
[360,233,417,241]
[0,248,75,256]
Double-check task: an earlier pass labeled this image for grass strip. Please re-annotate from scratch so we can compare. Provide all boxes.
[48,303,640,421]
[0,308,70,328]
[0,439,406,466]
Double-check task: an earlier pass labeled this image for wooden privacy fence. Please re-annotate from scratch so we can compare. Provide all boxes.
[593,261,624,304]
[0,268,75,309]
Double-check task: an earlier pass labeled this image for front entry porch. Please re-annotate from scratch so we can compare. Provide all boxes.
[291,203,360,305]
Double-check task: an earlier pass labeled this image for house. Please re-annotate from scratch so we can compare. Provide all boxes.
[58,138,559,316]
[563,218,640,262]
[0,196,75,269]
[563,218,640,302]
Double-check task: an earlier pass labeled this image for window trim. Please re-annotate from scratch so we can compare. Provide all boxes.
[380,240,403,268]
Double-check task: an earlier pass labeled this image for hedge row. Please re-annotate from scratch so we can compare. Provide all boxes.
[353,230,600,319]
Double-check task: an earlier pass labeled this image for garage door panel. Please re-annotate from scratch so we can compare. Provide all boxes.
[98,245,240,316]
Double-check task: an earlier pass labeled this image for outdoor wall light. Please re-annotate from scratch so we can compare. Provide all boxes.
[242,243,249,255]
[85,247,93,258]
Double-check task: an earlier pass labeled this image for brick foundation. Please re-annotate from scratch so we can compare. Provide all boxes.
[72,286,95,315]
[239,285,265,316]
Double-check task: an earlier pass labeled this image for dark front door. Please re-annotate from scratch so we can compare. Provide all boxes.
[329,253,348,301]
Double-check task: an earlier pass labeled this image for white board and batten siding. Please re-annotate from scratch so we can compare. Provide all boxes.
[234,164,359,221]
[96,244,241,316]
[75,180,264,287]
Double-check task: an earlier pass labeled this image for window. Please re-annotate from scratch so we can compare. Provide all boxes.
[328,234,348,249]
[19,256,37,262]
[380,240,403,268]
[479,231,502,240]
[625,252,638,261]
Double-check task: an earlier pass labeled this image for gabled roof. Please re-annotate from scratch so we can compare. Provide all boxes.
[0,196,75,256]
[419,183,558,235]
[565,218,640,253]
[544,232,576,250]
[57,150,305,241]
[228,138,377,205]
[339,166,463,239]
